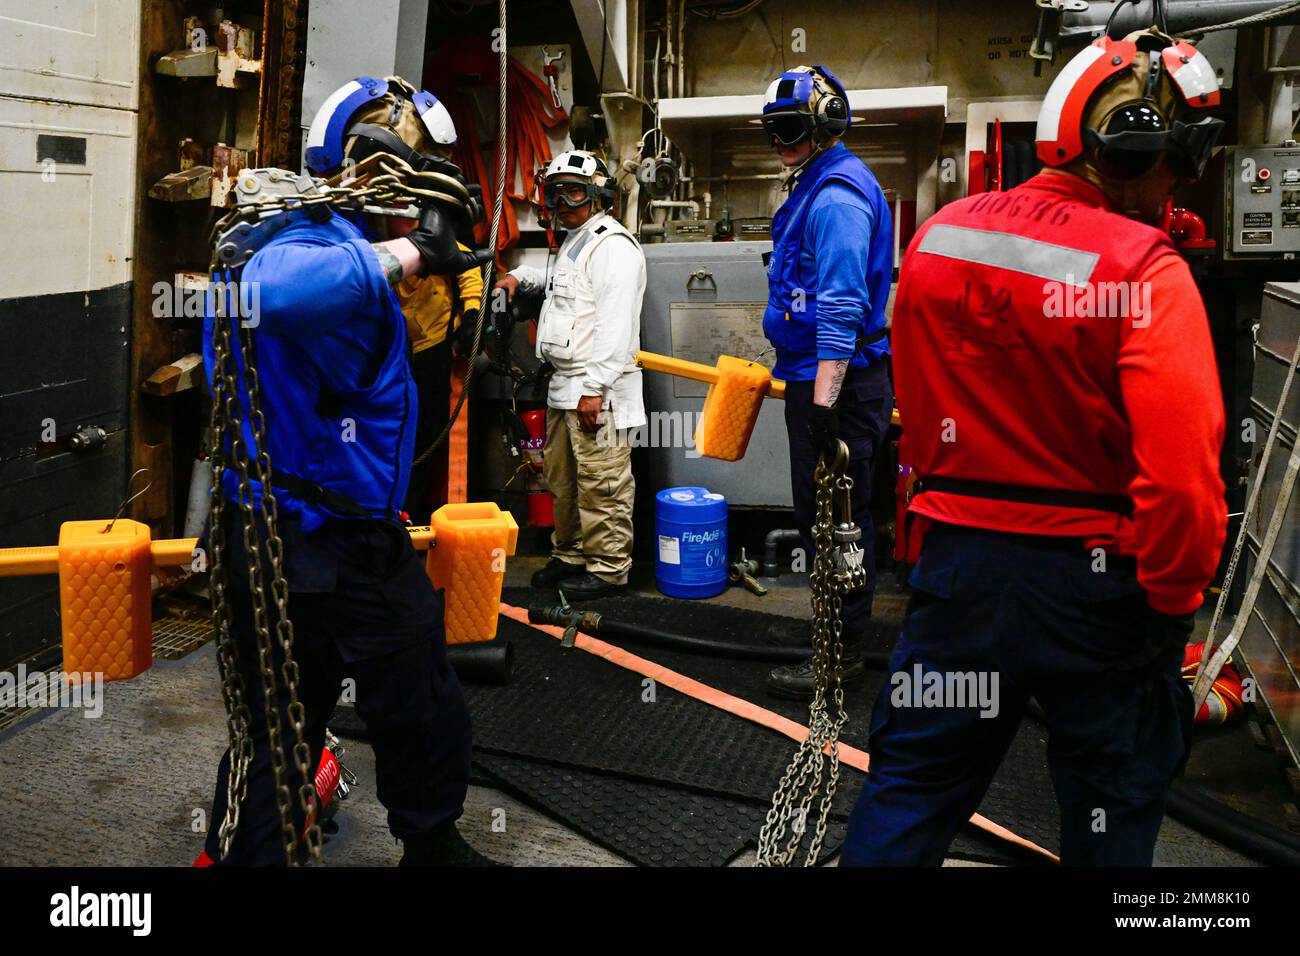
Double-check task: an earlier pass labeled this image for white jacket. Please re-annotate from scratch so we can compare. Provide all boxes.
[510,212,647,430]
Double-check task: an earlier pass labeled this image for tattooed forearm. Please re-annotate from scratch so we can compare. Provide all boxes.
[372,244,405,286]
[814,358,850,407]
[828,359,848,404]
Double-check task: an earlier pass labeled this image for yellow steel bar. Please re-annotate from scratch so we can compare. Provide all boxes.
[152,537,200,568]
[634,349,900,425]
[0,526,440,578]
[635,350,786,399]
[0,546,60,577]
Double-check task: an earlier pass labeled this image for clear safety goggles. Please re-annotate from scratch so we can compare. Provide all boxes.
[542,180,598,210]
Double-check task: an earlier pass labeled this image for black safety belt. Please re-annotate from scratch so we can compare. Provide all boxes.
[912,476,1134,519]
[270,469,375,519]
[857,327,889,350]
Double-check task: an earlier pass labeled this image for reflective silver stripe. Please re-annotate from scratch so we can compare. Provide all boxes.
[564,228,593,261]
[917,224,1099,287]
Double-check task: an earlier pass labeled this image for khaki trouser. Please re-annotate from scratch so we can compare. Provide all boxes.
[543,407,635,584]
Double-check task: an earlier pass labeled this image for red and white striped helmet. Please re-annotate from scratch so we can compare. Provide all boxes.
[1036,33,1220,168]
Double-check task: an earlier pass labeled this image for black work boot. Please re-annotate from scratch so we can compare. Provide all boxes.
[559,571,626,601]
[399,821,507,866]
[530,557,585,589]
[765,639,866,701]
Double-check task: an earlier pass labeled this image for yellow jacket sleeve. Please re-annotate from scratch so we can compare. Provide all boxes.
[451,243,484,333]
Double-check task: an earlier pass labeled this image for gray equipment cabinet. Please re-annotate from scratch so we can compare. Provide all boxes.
[639,241,792,509]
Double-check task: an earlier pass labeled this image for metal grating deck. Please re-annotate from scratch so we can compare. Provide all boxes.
[0,614,214,735]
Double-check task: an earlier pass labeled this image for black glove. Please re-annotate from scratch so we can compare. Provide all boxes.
[1149,608,1195,652]
[419,156,484,240]
[406,204,491,277]
[1112,606,1194,673]
[809,402,840,461]
[454,308,484,357]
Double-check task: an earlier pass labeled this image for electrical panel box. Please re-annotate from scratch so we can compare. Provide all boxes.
[1226,145,1300,260]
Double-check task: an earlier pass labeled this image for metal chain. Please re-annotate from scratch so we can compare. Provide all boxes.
[238,319,323,862]
[757,440,863,866]
[208,152,475,271]
[207,285,254,859]
[207,274,320,865]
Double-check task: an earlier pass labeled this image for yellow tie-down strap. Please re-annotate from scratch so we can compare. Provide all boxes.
[635,350,900,462]
[0,502,518,681]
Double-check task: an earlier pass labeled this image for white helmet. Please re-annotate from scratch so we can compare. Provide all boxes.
[539,150,616,210]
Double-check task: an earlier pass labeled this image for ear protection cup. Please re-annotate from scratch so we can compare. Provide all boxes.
[810,65,851,138]
[818,95,849,137]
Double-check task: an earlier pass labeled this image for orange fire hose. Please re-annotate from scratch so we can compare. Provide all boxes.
[442,58,567,257]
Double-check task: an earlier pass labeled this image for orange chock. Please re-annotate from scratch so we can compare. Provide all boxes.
[694,355,773,461]
[425,502,519,645]
[57,520,153,682]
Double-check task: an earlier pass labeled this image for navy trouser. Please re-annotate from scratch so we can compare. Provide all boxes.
[784,359,893,639]
[842,523,1193,866]
[204,513,471,865]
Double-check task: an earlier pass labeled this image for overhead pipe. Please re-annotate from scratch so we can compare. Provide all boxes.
[1062,0,1300,39]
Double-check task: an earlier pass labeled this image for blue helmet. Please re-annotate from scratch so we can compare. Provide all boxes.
[761,65,851,147]
[305,75,458,175]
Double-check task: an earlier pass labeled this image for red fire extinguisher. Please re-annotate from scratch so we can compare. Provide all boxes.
[192,735,354,866]
[520,408,553,528]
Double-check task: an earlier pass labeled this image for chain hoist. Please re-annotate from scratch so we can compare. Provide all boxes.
[209,153,478,271]
[757,439,867,866]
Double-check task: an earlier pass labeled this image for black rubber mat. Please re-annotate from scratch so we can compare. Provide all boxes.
[465,613,1051,865]
[472,752,777,867]
[499,589,1058,862]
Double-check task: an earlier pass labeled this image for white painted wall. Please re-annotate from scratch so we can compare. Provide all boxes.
[0,0,140,110]
[0,0,139,298]
[0,96,137,298]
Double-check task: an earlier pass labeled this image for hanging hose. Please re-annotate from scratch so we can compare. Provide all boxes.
[412,0,509,469]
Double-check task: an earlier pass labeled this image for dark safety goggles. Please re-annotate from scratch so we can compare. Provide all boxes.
[1084,113,1225,182]
[1167,115,1225,180]
[761,110,814,147]
[542,179,598,210]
